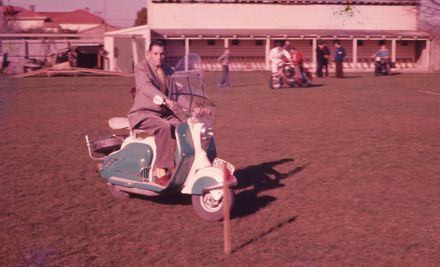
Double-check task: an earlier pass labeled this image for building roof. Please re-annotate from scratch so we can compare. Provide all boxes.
[45,9,104,24]
[151,0,418,4]
[14,9,46,19]
[152,28,431,39]
[79,24,121,34]
[38,11,69,20]
[0,5,25,16]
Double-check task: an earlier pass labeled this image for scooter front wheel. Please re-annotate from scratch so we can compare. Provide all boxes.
[191,188,234,221]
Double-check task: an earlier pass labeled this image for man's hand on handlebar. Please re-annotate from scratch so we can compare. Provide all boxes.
[164,98,180,112]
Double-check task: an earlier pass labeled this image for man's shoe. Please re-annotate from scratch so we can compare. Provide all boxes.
[155,175,170,187]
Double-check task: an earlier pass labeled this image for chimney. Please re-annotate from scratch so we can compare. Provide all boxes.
[29,5,35,12]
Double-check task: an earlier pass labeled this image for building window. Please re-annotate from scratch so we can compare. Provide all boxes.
[399,40,409,46]
[231,39,240,46]
[255,40,263,46]
[357,40,364,46]
[207,40,216,46]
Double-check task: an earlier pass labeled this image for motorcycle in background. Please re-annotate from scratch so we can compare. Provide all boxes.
[374,56,391,76]
[269,62,312,89]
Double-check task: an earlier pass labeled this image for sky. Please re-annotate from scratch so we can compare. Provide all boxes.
[4,0,146,27]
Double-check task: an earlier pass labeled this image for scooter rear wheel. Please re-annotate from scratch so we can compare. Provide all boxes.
[191,188,234,221]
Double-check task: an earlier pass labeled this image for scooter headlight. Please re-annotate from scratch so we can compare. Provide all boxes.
[200,124,214,141]
[201,124,214,150]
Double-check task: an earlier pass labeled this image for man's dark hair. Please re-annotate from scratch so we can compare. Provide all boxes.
[149,39,166,51]
[333,40,340,45]
[274,40,285,47]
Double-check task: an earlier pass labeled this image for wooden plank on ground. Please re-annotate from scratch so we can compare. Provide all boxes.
[14,67,133,78]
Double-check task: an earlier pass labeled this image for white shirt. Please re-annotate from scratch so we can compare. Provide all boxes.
[269,47,290,73]
[270,47,290,65]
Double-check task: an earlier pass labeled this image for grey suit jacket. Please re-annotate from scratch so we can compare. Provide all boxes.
[127,58,174,128]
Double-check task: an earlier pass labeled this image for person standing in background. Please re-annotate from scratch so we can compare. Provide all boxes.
[322,42,330,77]
[316,43,326,78]
[218,48,231,87]
[334,41,346,78]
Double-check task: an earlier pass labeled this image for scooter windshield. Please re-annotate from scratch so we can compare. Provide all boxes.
[170,54,214,124]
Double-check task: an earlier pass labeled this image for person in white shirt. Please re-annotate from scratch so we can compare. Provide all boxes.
[269,40,291,74]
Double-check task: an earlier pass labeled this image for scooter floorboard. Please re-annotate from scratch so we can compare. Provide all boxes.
[109,176,168,193]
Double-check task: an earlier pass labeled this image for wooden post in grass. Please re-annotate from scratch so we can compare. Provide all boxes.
[223,164,231,255]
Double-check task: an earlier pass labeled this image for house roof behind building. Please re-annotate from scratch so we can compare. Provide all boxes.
[0,5,25,15]
[38,11,69,20]
[152,28,430,39]
[79,24,121,34]
[47,9,104,24]
[151,0,418,4]
[14,8,46,19]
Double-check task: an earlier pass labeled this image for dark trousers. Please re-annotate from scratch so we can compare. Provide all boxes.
[335,61,344,78]
[316,61,328,77]
[219,65,230,86]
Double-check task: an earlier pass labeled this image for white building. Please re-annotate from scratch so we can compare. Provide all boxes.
[105,0,438,72]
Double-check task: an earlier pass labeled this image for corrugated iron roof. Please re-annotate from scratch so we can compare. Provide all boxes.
[151,0,418,4]
[152,28,430,38]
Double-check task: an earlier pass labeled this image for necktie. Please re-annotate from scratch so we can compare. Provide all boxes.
[156,67,168,95]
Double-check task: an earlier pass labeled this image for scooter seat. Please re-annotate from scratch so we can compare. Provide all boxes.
[108,117,130,130]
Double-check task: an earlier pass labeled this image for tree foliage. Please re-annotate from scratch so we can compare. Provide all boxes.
[134,7,147,26]
[419,0,440,37]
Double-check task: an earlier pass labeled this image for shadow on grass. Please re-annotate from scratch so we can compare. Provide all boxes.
[329,75,363,79]
[274,83,326,90]
[231,215,297,254]
[306,83,325,88]
[127,158,307,211]
[232,158,308,219]
[379,72,401,76]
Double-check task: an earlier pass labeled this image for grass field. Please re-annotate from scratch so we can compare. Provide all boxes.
[1,71,440,266]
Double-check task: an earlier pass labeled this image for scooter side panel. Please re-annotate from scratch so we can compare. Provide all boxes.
[101,143,153,182]
[171,122,195,186]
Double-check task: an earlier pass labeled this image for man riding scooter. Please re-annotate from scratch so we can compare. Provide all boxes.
[127,40,180,187]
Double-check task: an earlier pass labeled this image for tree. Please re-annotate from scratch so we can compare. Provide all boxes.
[419,0,440,36]
[419,0,440,71]
[134,7,147,26]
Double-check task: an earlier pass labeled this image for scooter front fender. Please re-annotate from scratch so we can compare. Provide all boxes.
[181,167,225,195]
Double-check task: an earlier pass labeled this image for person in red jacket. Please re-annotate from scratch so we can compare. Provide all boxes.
[289,47,305,83]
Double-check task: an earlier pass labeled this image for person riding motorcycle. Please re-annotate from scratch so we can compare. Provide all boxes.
[269,41,291,77]
[372,44,391,75]
[289,47,306,84]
